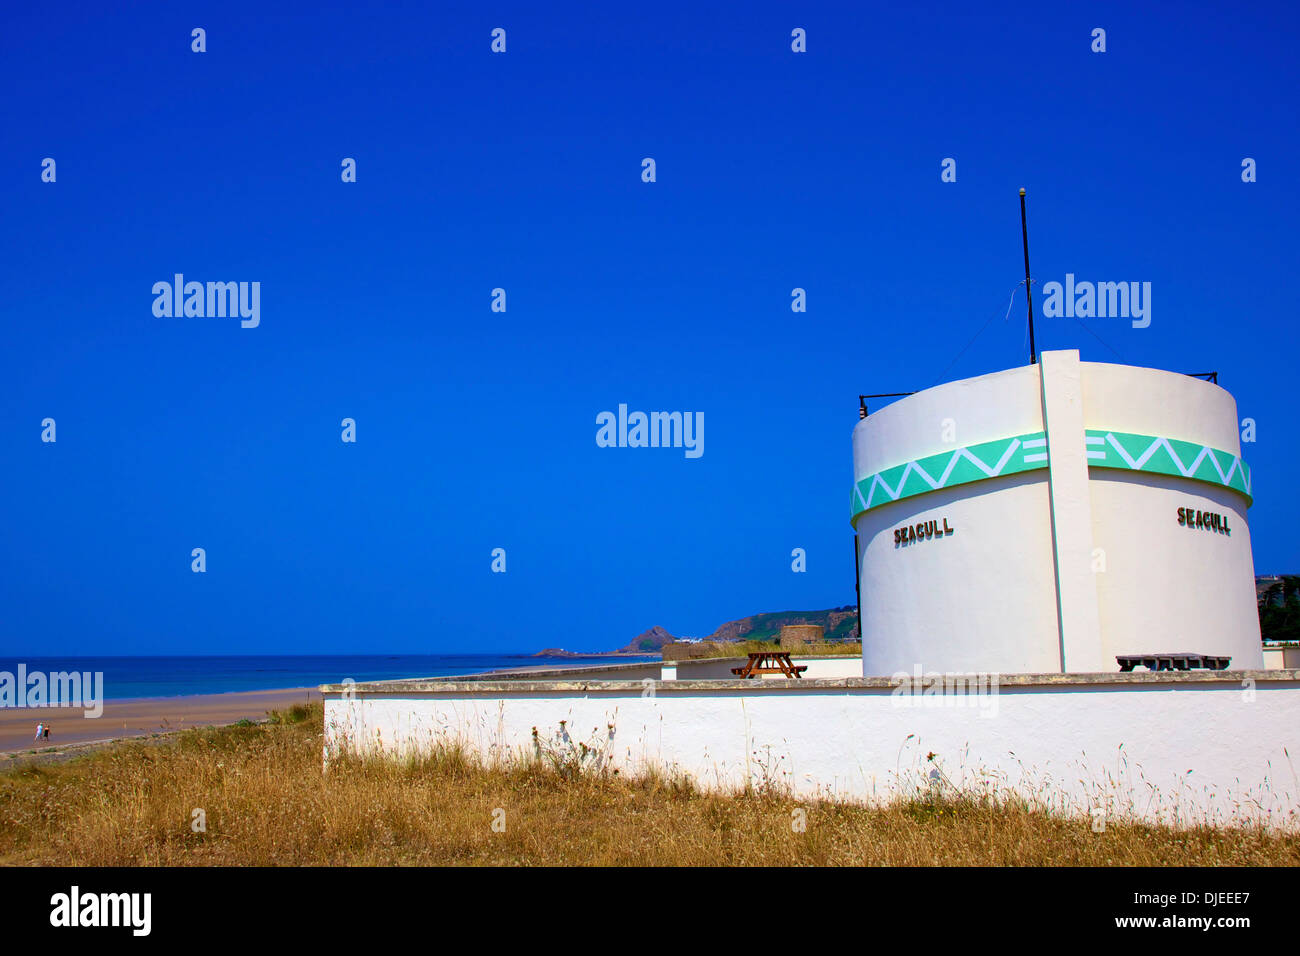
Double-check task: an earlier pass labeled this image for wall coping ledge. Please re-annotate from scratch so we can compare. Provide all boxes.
[320,669,1300,695]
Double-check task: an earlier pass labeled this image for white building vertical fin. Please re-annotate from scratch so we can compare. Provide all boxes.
[1039,350,1107,672]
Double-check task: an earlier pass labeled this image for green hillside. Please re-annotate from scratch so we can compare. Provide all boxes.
[705,605,859,643]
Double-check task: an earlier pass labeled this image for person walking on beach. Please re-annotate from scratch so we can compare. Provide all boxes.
[43,725,50,740]
[34,723,43,741]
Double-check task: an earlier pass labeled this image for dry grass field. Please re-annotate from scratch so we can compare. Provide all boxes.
[0,703,1296,866]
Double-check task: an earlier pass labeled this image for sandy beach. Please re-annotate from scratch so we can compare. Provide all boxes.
[0,687,319,757]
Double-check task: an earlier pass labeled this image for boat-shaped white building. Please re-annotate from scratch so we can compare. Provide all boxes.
[851,349,1261,676]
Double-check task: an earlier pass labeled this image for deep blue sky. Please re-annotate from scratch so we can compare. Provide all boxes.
[2,2,1296,654]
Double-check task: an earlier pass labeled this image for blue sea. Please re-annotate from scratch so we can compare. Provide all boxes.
[0,655,657,701]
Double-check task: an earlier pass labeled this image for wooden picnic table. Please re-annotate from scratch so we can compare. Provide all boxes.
[731,651,807,679]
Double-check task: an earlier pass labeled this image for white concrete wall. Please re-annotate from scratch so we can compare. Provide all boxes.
[665,657,745,679]
[1088,472,1259,666]
[1081,361,1242,452]
[324,675,1300,830]
[788,656,863,679]
[1079,363,1262,668]
[1264,646,1300,670]
[853,363,1044,478]
[857,473,1062,675]
[854,363,1058,676]
[853,354,1261,675]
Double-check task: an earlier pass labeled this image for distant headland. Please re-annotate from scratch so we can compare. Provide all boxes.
[533,606,861,657]
[536,579,1297,657]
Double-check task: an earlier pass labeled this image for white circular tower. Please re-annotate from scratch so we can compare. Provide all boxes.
[851,350,1261,675]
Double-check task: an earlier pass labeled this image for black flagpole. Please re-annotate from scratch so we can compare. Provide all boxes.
[1019,187,1037,365]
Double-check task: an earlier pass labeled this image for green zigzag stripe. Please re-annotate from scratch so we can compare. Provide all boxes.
[851,429,1252,523]
[1084,430,1252,498]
